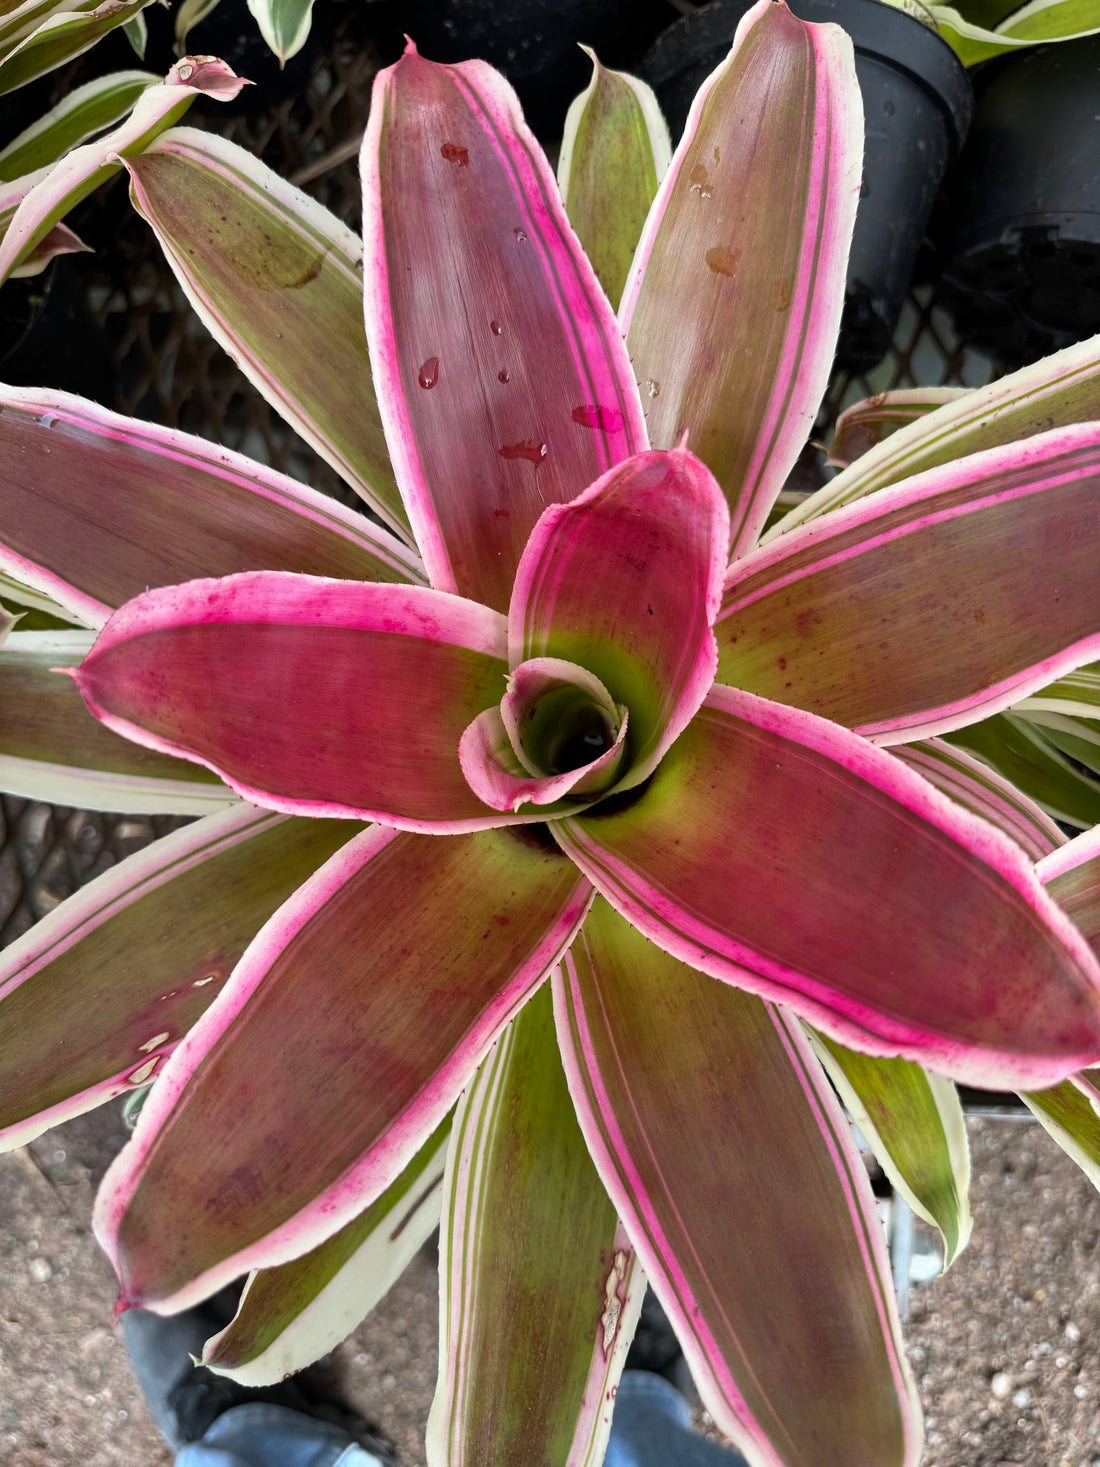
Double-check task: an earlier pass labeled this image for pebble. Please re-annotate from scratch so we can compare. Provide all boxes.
[28,1258,52,1283]
[1066,1321,1082,1342]
[1012,1387,1031,1408]
[991,1372,1012,1399]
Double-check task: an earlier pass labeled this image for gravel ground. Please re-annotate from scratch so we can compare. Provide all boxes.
[2,1107,1100,1466]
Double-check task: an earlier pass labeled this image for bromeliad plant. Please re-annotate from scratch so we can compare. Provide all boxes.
[6,2,1100,1463]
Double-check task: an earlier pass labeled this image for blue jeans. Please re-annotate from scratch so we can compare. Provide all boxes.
[175,1372,747,1467]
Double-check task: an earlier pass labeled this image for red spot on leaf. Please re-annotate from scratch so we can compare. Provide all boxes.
[571,403,624,432]
[440,142,468,166]
[499,440,548,465]
[777,656,787,671]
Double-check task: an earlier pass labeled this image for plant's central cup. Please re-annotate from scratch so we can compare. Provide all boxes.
[458,655,630,814]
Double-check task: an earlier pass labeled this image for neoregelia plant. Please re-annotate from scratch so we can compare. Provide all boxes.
[3,2,1100,1463]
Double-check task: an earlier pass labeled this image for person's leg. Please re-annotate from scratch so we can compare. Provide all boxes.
[121,1293,396,1467]
[605,1371,749,1467]
[174,1401,386,1467]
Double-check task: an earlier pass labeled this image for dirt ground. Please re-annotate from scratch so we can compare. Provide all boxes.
[2,1108,1100,1467]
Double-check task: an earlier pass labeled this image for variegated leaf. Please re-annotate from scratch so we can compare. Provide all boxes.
[0,629,235,812]
[557,50,669,313]
[771,333,1100,536]
[621,0,862,555]
[123,128,409,541]
[0,57,245,281]
[555,898,921,1467]
[202,1112,453,1385]
[429,985,643,1467]
[809,1032,971,1266]
[0,807,356,1149]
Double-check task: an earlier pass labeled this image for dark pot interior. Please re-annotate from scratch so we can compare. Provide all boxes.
[643,0,973,372]
[935,34,1100,368]
[374,0,673,140]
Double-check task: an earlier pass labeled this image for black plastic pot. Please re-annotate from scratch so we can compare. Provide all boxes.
[380,0,672,140]
[642,0,973,372]
[934,35,1100,368]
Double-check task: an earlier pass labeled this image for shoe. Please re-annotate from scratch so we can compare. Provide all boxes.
[121,1282,399,1463]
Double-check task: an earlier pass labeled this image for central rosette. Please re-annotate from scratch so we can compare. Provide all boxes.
[456,447,730,821]
[460,656,630,813]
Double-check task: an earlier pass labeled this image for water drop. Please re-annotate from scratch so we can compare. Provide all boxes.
[883,99,895,117]
[418,356,440,389]
[688,163,710,199]
[705,244,740,277]
[490,319,503,335]
[643,379,660,399]
[514,227,528,242]
[571,403,624,432]
[440,141,469,166]
[498,369,511,383]
[499,440,548,465]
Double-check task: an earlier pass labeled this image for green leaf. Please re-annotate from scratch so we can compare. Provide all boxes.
[809,1032,972,1266]
[429,986,641,1467]
[946,713,1100,829]
[203,1113,453,1384]
[0,807,356,1149]
[557,50,669,312]
[0,69,158,181]
[0,0,154,97]
[124,128,410,541]
[0,629,235,812]
[246,0,314,64]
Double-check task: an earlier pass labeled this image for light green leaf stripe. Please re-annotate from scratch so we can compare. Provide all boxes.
[0,58,245,283]
[0,0,154,98]
[1025,715,1100,778]
[1013,663,1100,719]
[202,1113,453,1385]
[558,50,670,313]
[809,1031,972,1267]
[0,807,358,1150]
[429,986,643,1467]
[767,333,1100,538]
[0,68,157,180]
[927,0,1100,66]
[124,128,409,541]
[945,712,1100,829]
[0,630,235,813]
[891,737,1064,859]
[247,0,315,63]
[0,571,88,624]
[0,598,16,648]
[826,388,971,470]
[1021,1080,1100,1189]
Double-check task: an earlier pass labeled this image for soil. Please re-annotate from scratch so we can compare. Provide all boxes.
[2,1108,1100,1466]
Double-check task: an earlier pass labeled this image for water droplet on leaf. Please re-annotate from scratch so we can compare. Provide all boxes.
[499,440,547,465]
[440,142,469,166]
[643,378,660,399]
[490,319,504,335]
[705,244,740,277]
[514,227,528,242]
[571,404,624,432]
[418,356,440,389]
[498,369,511,383]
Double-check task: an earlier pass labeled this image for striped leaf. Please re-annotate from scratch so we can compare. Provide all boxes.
[429,986,642,1467]
[202,1112,453,1385]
